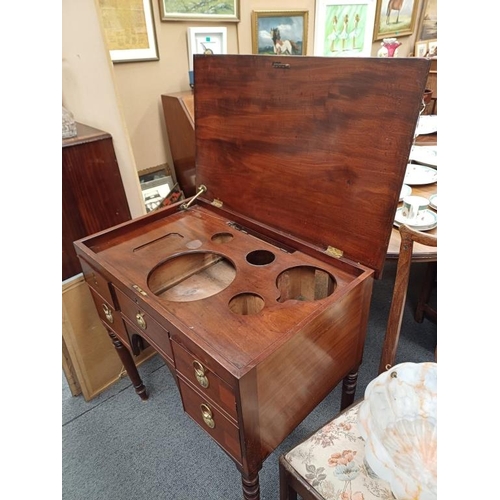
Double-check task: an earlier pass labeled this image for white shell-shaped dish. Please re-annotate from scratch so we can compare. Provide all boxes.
[357,362,437,500]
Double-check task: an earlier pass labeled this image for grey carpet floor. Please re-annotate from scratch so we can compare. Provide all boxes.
[62,260,436,500]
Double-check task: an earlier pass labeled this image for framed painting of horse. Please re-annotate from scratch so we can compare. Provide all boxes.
[314,0,376,57]
[373,0,419,40]
[251,10,309,55]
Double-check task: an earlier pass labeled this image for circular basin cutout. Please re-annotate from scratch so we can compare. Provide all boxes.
[228,293,265,315]
[211,232,234,244]
[246,250,276,266]
[148,252,236,302]
[276,266,336,303]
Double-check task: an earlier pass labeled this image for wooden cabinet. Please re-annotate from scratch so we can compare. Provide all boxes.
[62,123,132,281]
[62,123,155,401]
[161,91,197,198]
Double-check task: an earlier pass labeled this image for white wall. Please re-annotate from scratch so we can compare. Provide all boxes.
[62,0,146,218]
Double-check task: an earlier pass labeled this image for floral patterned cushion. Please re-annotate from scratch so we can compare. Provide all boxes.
[284,403,395,499]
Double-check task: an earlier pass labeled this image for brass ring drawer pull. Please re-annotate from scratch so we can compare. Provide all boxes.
[102,304,114,324]
[135,312,147,330]
[193,360,209,388]
[200,404,215,429]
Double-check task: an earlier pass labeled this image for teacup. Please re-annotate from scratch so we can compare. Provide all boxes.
[401,195,429,225]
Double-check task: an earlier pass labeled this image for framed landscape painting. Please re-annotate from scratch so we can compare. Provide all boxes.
[314,0,376,57]
[252,10,308,55]
[158,0,239,22]
[373,0,419,40]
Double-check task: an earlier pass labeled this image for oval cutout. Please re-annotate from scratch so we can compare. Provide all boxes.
[211,232,234,244]
[246,250,275,266]
[276,266,336,303]
[228,293,265,315]
[148,252,236,302]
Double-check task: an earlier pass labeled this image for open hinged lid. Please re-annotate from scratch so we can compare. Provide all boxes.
[193,55,430,276]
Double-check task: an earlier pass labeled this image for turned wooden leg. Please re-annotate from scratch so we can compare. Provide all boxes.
[242,472,260,500]
[107,330,148,401]
[340,369,358,410]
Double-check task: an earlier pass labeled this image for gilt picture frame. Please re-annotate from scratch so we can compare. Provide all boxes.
[416,0,437,41]
[252,10,308,55]
[373,0,419,41]
[99,0,159,63]
[158,0,240,22]
[314,0,376,57]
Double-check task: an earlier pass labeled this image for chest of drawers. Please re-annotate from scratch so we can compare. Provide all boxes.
[74,55,430,499]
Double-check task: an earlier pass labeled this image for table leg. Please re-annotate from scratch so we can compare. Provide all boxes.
[242,472,260,500]
[107,329,149,401]
[340,369,358,410]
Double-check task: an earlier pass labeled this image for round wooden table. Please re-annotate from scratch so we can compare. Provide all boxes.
[386,133,437,262]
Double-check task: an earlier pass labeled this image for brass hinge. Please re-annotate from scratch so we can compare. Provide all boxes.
[211,198,223,208]
[325,246,343,259]
[132,284,147,296]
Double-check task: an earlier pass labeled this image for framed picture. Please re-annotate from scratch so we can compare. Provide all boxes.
[187,27,228,72]
[99,0,159,63]
[417,0,437,41]
[251,10,308,55]
[159,0,239,22]
[427,40,437,58]
[414,40,428,58]
[373,0,419,41]
[314,0,376,57]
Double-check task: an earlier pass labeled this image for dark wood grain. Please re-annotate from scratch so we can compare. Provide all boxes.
[62,123,131,280]
[161,92,197,198]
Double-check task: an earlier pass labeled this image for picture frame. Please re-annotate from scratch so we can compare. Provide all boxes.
[99,0,159,63]
[427,39,437,58]
[251,10,308,55]
[314,0,376,57]
[187,27,228,72]
[158,0,239,22]
[414,40,428,58]
[416,0,437,41]
[373,0,419,41]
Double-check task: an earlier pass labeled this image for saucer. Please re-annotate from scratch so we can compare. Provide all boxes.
[429,194,437,210]
[415,115,437,136]
[404,164,437,185]
[399,184,412,201]
[394,208,437,231]
[409,145,438,166]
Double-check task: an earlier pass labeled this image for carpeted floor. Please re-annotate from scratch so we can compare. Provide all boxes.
[62,260,436,500]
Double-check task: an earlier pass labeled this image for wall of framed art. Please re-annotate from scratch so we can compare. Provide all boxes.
[65,0,435,207]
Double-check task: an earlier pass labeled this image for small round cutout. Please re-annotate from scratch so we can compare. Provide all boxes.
[228,293,265,315]
[246,250,275,266]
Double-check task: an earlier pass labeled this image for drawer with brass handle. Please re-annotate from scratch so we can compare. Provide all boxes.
[177,377,241,465]
[88,287,129,348]
[172,340,237,420]
[114,286,174,363]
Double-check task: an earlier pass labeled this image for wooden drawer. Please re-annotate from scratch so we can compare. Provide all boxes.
[114,287,174,362]
[172,340,237,420]
[178,377,241,465]
[80,258,116,306]
[88,287,129,348]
